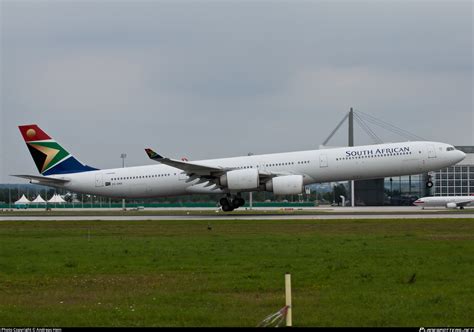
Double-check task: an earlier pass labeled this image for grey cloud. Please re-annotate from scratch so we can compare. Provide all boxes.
[1,0,472,183]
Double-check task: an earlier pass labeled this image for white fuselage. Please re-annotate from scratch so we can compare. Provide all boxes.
[413,196,474,208]
[46,141,465,199]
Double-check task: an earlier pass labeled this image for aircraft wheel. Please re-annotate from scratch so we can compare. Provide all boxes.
[232,197,245,208]
[220,197,230,206]
[222,204,234,212]
[426,181,433,188]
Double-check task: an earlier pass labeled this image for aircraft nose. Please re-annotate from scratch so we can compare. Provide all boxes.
[457,150,466,162]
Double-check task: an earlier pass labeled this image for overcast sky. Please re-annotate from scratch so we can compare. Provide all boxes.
[1,0,472,183]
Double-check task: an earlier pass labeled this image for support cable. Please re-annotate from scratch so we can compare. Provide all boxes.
[360,115,420,140]
[355,110,426,141]
[354,113,383,144]
[356,111,417,140]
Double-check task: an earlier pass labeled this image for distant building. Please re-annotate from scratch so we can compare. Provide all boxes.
[432,146,474,196]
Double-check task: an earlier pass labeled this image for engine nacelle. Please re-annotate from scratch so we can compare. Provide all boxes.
[265,175,304,195]
[446,202,458,209]
[220,169,259,190]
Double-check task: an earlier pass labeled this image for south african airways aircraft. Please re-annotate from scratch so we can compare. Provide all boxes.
[14,124,465,211]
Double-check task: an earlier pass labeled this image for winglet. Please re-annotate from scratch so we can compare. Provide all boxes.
[144,149,223,174]
[145,148,164,160]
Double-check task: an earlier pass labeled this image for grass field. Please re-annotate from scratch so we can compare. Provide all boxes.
[0,218,473,327]
[0,208,472,217]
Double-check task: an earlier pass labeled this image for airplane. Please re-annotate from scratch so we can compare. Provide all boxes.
[413,196,474,209]
[13,124,466,211]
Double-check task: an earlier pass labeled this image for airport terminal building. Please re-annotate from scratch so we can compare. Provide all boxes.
[432,146,474,196]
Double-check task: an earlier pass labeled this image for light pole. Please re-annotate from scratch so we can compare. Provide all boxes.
[121,153,127,210]
[390,177,393,205]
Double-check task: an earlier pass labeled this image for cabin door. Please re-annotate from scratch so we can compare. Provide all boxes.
[319,154,328,168]
[427,145,437,158]
[95,173,104,187]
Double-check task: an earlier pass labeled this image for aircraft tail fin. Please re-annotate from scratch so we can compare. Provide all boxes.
[19,124,98,175]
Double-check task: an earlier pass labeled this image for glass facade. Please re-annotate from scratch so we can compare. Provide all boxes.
[432,165,474,196]
[383,174,426,205]
[431,146,474,196]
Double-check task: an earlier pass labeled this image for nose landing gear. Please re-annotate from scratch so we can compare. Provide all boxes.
[426,174,433,188]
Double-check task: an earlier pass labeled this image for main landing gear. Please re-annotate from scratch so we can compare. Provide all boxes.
[220,194,245,212]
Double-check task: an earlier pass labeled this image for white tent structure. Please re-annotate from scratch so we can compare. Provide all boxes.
[48,194,66,204]
[14,194,31,207]
[32,195,47,204]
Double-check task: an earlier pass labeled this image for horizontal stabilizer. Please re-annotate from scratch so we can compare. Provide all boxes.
[12,174,70,185]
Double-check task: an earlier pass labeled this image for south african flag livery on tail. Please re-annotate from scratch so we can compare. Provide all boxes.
[19,125,98,176]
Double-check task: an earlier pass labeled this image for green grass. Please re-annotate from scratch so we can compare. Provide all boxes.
[1,208,472,217]
[0,218,473,327]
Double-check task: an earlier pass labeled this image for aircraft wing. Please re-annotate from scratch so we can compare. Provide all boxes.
[145,148,225,176]
[12,174,70,185]
[456,200,474,207]
[145,148,283,181]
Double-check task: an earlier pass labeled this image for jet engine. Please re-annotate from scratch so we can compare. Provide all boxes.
[265,175,304,195]
[446,202,457,209]
[220,169,259,190]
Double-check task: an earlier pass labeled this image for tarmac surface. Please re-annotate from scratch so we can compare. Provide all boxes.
[1,206,473,221]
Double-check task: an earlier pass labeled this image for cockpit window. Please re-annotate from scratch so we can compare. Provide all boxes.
[446,147,455,151]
